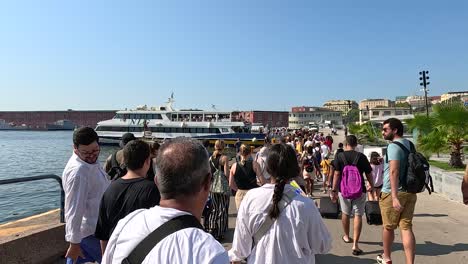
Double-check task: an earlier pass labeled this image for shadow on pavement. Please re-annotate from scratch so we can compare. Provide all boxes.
[361,241,468,257]
[316,254,376,264]
[413,213,448,217]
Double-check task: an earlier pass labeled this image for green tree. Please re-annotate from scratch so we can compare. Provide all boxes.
[407,102,468,167]
[348,122,386,146]
[395,102,411,108]
[346,108,360,123]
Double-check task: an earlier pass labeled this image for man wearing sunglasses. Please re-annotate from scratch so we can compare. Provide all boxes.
[63,127,110,264]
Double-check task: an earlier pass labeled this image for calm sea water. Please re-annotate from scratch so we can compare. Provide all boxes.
[0,131,118,224]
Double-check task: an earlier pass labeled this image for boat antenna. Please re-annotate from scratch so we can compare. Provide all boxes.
[211,104,217,110]
[166,92,175,111]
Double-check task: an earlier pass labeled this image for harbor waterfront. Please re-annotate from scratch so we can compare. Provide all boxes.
[0,128,467,263]
[0,131,118,224]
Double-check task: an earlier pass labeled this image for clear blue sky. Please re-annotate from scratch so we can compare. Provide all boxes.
[0,1,467,111]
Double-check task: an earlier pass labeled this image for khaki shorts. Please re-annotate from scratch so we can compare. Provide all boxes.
[235,189,250,210]
[379,192,417,230]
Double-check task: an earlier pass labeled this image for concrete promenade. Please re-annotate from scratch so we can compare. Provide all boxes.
[220,186,468,263]
[220,128,468,263]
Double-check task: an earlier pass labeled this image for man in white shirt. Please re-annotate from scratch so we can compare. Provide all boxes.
[63,127,110,264]
[102,137,228,264]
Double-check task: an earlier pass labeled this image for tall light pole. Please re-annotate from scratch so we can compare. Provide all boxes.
[419,71,430,116]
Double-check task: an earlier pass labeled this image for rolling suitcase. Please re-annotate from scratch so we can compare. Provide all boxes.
[318,196,340,219]
[365,201,383,225]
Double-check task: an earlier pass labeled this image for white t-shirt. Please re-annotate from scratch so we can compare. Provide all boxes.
[320,144,330,159]
[303,140,314,148]
[228,184,332,264]
[102,206,228,264]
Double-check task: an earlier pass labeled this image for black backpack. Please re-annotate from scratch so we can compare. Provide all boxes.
[303,155,315,173]
[108,152,127,180]
[390,141,434,194]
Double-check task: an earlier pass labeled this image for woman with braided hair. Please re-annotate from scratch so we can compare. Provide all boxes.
[229,143,332,264]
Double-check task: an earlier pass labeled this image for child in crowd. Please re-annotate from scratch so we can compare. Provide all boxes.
[320,156,331,193]
[368,151,383,201]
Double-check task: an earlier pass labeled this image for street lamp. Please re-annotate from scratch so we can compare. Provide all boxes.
[419,71,430,117]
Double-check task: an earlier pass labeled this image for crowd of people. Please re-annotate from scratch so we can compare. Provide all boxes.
[62,118,420,264]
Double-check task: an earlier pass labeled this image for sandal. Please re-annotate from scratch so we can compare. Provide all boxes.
[352,249,363,256]
[342,235,352,243]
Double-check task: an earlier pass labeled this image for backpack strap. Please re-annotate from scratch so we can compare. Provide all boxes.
[122,214,203,264]
[351,152,360,166]
[252,188,296,247]
[393,141,411,155]
[338,152,348,166]
[209,156,221,172]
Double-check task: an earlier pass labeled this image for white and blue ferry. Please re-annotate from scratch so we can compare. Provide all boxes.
[95,96,265,145]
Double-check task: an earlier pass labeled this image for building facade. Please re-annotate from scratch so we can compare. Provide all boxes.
[288,106,342,129]
[359,107,412,123]
[359,99,394,110]
[231,110,289,128]
[395,96,408,104]
[440,91,468,102]
[0,110,117,129]
[405,95,426,109]
[323,100,358,115]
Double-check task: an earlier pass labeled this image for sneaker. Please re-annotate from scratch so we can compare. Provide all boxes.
[376,254,392,264]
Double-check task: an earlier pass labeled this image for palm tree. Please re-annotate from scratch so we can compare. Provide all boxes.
[348,122,386,146]
[407,102,468,168]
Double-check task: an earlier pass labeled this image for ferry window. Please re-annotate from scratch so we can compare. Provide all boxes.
[129,114,135,119]
[183,128,190,133]
[128,127,138,132]
[372,111,380,116]
[221,128,229,132]
[190,128,197,133]
[150,127,158,132]
[383,111,391,116]
[395,111,402,115]
[196,128,203,133]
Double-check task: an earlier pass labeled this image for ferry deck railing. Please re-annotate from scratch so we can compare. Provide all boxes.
[0,174,65,223]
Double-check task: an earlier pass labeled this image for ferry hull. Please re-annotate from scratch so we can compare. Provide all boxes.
[98,133,265,146]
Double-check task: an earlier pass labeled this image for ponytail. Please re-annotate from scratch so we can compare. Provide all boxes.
[212,140,225,158]
[268,178,287,219]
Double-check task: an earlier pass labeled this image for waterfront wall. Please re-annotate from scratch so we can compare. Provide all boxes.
[0,110,116,129]
[430,167,464,203]
[0,225,66,264]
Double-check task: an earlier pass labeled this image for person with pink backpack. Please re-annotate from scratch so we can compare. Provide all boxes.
[331,135,375,256]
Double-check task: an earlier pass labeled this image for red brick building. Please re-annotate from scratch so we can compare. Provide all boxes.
[232,111,289,128]
[0,110,117,129]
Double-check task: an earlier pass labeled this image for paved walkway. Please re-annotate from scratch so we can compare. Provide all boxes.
[220,128,468,263]
[220,186,468,263]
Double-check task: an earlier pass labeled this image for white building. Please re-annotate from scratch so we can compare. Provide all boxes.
[289,106,343,129]
[359,107,412,124]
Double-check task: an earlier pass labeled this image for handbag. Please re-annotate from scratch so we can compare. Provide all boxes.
[210,157,230,195]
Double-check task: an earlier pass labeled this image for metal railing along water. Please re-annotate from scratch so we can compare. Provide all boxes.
[0,174,65,223]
